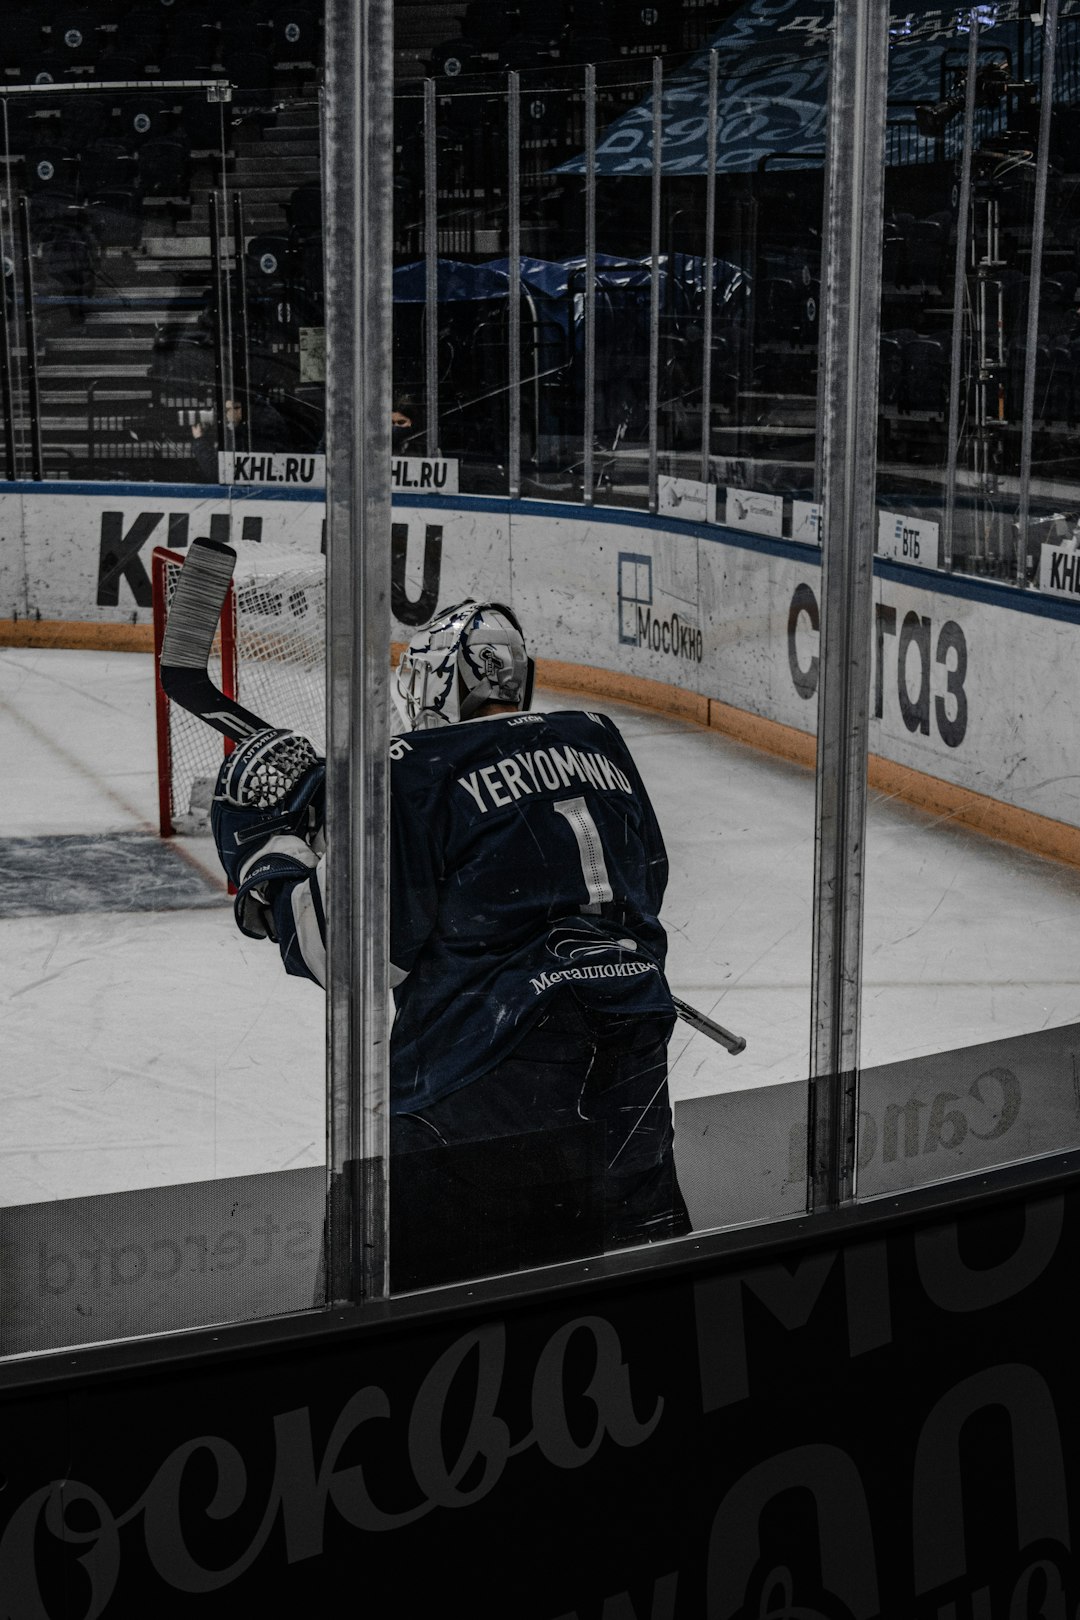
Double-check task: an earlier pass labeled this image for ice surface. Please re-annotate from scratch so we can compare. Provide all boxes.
[3,645,1080,1208]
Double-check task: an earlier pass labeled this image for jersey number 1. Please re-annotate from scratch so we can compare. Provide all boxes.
[554,796,613,915]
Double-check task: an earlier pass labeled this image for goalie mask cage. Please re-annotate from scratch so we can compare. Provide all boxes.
[152,546,327,836]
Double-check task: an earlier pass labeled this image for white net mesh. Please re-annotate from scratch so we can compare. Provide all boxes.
[158,552,326,834]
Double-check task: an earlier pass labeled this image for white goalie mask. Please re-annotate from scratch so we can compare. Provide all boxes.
[393,599,535,731]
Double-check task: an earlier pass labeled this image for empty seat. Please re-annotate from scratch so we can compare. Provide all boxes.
[26,188,81,232]
[520,90,565,144]
[1008,337,1071,423]
[245,233,292,281]
[151,322,216,387]
[49,10,99,66]
[220,6,274,56]
[116,95,173,145]
[24,53,77,89]
[882,226,905,287]
[56,95,110,148]
[164,12,217,60]
[158,48,209,79]
[287,181,321,233]
[760,275,798,340]
[1,16,46,73]
[137,132,191,195]
[498,30,560,72]
[292,232,323,320]
[87,185,145,249]
[901,334,948,412]
[222,47,273,107]
[94,50,145,81]
[879,332,904,406]
[277,382,325,447]
[272,5,320,65]
[560,25,616,65]
[80,0,127,22]
[1043,270,1078,308]
[36,219,100,301]
[112,8,166,69]
[463,0,518,51]
[611,4,672,53]
[526,0,567,29]
[905,216,947,288]
[24,143,79,193]
[79,138,139,196]
[428,37,480,79]
[179,83,230,150]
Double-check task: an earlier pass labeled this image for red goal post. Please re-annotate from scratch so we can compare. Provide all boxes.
[152,545,326,837]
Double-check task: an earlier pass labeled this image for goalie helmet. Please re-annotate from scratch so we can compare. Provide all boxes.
[393,600,534,731]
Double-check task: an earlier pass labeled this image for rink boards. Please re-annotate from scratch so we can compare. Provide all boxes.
[8,1018,1080,1355]
[1,481,1079,855]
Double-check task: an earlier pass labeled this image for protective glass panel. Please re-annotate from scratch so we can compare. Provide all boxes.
[392,70,513,495]
[0,68,327,1357]
[386,23,826,1293]
[857,9,1080,1198]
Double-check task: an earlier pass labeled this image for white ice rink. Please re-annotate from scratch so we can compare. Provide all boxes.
[4,642,1080,1209]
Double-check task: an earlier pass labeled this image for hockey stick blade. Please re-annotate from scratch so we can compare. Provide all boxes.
[672,996,746,1055]
[159,537,273,744]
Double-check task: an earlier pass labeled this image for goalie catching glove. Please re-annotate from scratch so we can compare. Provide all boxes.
[211,729,325,940]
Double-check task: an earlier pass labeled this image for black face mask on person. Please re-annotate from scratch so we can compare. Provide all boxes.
[392,423,411,455]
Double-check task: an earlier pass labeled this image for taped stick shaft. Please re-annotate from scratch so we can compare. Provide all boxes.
[159,537,272,743]
[673,996,746,1055]
[160,536,235,669]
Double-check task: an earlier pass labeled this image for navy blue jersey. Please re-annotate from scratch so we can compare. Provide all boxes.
[389,708,674,1110]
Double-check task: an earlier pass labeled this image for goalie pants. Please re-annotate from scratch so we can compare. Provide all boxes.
[390,993,690,1291]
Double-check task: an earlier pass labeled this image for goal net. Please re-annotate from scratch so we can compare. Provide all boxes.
[152,546,326,836]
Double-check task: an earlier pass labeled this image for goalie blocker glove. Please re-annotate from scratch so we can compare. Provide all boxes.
[211,729,325,941]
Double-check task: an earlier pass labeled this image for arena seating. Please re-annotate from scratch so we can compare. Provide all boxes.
[272,6,321,69]
[86,184,145,250]
[116,95,173,146]
[901,334,948,414]
[163,13,219,62]
[137,132,192,197]
[428,38,481,79]
[78,138,139,197]
[498,30,561,73]
[50,12,101,69]
[116,8,168,68]
[5,0,1070,503]
[23,142,80,195]
[286,182,322,234]
[879,332,904,407]
[221,47,274,109]
[245,233,292,284]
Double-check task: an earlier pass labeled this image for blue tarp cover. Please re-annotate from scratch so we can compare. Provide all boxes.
[393,254,746,309]
[553,0,1080,176]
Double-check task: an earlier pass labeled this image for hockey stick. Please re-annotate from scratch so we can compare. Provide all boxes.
[159,537,274,743]
[672,996,746,1055]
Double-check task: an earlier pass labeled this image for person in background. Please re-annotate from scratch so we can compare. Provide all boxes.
[392,395,422,455]
[191,394,294,481]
